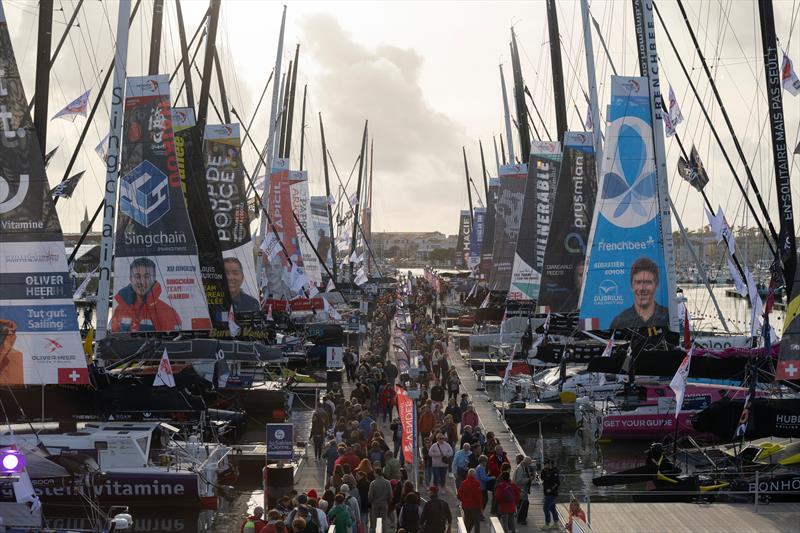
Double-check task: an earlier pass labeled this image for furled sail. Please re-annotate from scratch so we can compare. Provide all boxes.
[538,132,597,312]
[579,76,676,331]
[487,165,527,292]
[0,5,87,384]
[508,141,561,301]
[202,123,260,312]
[110,75,211,333]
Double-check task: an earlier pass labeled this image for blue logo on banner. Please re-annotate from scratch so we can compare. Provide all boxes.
[120,160,170,227]
[266,423,293,461]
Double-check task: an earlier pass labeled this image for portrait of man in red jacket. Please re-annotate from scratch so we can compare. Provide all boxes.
[111,257,181,332]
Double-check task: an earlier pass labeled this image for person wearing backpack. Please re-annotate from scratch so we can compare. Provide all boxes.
[328,494,353,533]
[241,506,267,533]
[398,491,421,533]
[494,472,520,533]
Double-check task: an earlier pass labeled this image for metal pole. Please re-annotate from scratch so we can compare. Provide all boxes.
[320,113,338,282]
[284,45,301,159]
[213,49,231,123]
[509,28,531,162]
[349,122,369,280]
[499,65,515,163]
[32,0,53,158]
[299,85,308,171]
[148,0,164,74]
[463,147,475,227]
[196,0,221,128]
[95,0,132,345]
[174,0,196,109]
[546,0,568,142]
[579,0,603,177]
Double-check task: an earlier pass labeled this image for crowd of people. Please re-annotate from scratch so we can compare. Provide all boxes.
[243,278,584,533]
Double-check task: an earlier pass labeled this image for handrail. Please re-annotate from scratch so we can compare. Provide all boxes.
[327,525,336,533]
[489,516,504,533]
[375,517,383,533]
[456,516,469,533]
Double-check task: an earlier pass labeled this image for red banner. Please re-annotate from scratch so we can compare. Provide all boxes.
[263,298,325,312]
[395,386,415,464]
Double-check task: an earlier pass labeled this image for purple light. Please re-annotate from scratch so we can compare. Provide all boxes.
[2,452,20,471]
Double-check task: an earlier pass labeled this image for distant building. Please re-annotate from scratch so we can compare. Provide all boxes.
[372,231,457,266]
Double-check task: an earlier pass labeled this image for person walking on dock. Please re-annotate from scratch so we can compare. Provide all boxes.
[457,469,483,533]
[368,467,392,533]
[420,485,452,533]
[428,433,454,489]
[513,456,533,525]
[241,506,267,533]
[452,442,472,489]
[328,494,353,533]
[540,459,560,530]
[495,471,521,533]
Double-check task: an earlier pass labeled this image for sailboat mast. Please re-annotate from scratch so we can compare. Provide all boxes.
[283,45,300,159]
[32,0,53,157]
[213,49,231,122]
[95,0,132,345]
[499,134,507,165]
[499,64,515,163]
[757,0,795,288]
[278,62,292,157]
[509,28,530,162]
[479,140,489,202]
[463,147,475,226]
[493,135,501,174]
[349,121,368,280]
[367,140,374,274]
[299,85,308,171]
[320,113,338,282]
[197,0,221,128]
[579,0,603,173]
[175,0,195,108]
[148,0,164,74]
[545,0,568,141]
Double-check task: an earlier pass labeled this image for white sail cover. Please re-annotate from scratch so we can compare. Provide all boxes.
[110,75,211,333]
[0,6,88,384]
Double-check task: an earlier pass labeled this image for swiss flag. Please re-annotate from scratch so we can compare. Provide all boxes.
[58,367,90,384]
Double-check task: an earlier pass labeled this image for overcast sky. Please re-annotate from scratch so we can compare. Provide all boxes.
[4,0,800,242]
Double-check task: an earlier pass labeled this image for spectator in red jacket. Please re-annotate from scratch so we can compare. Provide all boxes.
[335,447,361,472]
[487,445,510,478]
[457,469,484,533]
[241,506,267,533]
[494,472,521,533]
[460,404,479,432]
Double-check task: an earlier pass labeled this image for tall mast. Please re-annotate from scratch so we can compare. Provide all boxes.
[196,0,221,128]
[32,0,53,157]
[257,5,287,291]
[509,28,530,162]
[213,49,231,122]
[148,0,164,74]
[95,0,132,344]
[349,121,368,280]
[499,134,507,165]
[278,61,293,157]
[283,45,300,159]
[579,0,603,177]
[499,65,515,163]
[479,140,489,202]
[175,0,195,109]
[493,135,501,174]
[545,0,568,141]
[320,113,338,282]
[757,0,795,288]
[299,85,308,171]
[463,147,475,226]
[367,139,374,274]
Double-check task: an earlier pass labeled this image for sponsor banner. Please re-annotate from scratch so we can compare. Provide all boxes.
[327,346,344,369]
[538,132,597,311]
[173,108,230,324]
[264,298,325,312]
[468,207,486,270]
[266,423,294,461]
[488,166,527,291]
[264,158,299,299]
[479,178,499,280]
[579,76,672,331]
[310,196,334,268]
[395,386,415,464]
[203,123,260,312]
[289,171,322,284]
[455,210,471,269]
[0,20,86,385]
[112,75,211,333]
[509,141,561,301]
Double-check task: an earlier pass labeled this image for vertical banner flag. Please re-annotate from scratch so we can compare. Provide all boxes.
[455,210,471,269]
[310,196,334,268]
[479,178,499,280]
[538,132,597,312]
[0,12,87,384]
[468,207,486,270]
[579,76,675,331]
[395,386,415,464]
[111,75,211,333]
[173,109,230,325]
[488,164,528,292]
[326,346,344,369]
[669,348,693,417]
[265,158,300,298]
[781,53,800,96]
[203,123,260,312]
[509,141,561,301]
[289,170,322,284]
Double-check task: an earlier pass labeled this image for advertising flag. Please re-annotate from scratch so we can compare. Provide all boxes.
[669,348,693,417]
[290,172,322,284]
[781,53,800,96]
[264,158,303,298]
[509,142,560,301]
[0,13,87,384]
[578,76,675,331]
[395,386,415,464]
[468,207,486,270]
[110,75,211,333]
[51,89,90,121]
[202,123,260,313]
[538,132,597,312]
[488,165,528,292]
[455,210,471,269]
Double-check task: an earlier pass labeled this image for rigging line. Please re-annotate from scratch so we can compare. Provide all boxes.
[653,1,777,258]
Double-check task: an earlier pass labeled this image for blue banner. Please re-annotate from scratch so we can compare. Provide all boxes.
[266,423,294,461]
[579,76,671,331]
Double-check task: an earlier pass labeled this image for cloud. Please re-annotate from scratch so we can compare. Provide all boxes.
[299,13,466,233]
